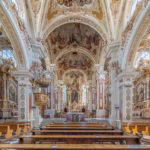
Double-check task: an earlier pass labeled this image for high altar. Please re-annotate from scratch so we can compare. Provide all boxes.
[66,111,85,122]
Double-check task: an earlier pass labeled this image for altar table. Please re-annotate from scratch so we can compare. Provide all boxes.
[66,112,85,122]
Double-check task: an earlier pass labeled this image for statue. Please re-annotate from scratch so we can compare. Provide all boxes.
[71,90,78,103]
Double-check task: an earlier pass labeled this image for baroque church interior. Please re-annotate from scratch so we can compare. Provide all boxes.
[0,0,150,149]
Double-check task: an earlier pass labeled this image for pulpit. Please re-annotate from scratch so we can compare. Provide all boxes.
[66,112,85,122]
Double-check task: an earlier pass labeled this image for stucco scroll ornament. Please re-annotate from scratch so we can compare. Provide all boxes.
[122,2,143,46]
[4,1,30,51]
[57,0,93,7]
[111,61,122,75]
[30,58,50,89]
[135,59,150,73]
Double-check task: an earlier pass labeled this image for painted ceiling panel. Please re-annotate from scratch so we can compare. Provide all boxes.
[57,51,93,79]
[47,23,103,62]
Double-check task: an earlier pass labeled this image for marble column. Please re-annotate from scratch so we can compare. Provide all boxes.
[87,81,92,113]
[13,70,33,122]
[57,80,63,113]
[95,64,106,118]
[45,64,56,118]
[117,72,136,124]
[105,42,122,127]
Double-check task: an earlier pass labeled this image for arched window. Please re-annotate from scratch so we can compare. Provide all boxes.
[135,51,150,68]
[0,50,17,67]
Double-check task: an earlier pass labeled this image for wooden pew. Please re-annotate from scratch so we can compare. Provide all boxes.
[122,122,150,131]
[0,121,32,134]
[142,126,150,135]
[0,144,150,150]
[125,123,131,134]
[123,122,150,134]
[0,121,32,144]
[32,129,124,135]
[0,121,31,125]
[41,126,114,130]
[0,125,13,139]
[19,135,141,144]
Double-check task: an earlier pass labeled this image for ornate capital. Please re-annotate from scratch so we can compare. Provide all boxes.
[12,70,33,86]
[105,41,121,58]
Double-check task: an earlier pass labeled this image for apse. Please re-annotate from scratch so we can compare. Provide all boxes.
[62,70,87,112]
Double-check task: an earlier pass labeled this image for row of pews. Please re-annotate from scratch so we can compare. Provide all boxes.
[122,122,150,135]
[0,122,150,149]
[0,121,31,143]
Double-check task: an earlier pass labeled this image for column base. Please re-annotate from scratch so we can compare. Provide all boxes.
[0,109,12,119]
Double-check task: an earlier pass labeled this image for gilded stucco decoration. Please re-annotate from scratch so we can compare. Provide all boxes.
[122,1,143,46]
[0,36,12,50]
[3,0,30,54]
[138,30,150,49]
[123,4,150,70]
[30,0,41,17]
[92,0,103,21]
[47,0,58,21]
[0,2,27,68]
[110,0,121,22]
[43,0,105,32]
[57,0,93,7]
[62,70,87,112]
[64,71,85,91]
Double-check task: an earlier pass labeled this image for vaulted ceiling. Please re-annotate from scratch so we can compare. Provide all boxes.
[18,0,140,41]
[1,0,148,74]
[47,23,102,62]
[57,51,94,79]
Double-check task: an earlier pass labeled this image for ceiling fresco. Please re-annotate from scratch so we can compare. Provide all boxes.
[45,0,103,21]
[47,23,102,61]
[57,51,93,79]
[64,71,85,91]
[4,0,146,46]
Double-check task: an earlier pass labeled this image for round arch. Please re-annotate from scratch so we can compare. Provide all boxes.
[41,15,107,42]
[122,3,150,71]
[54,46,96,65]
[0,1,29,69]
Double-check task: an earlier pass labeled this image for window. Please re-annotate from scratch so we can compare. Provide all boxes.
[135,51,150,68]
[82,85,86,105]
[63,85,67,103]
[0,50,17,67]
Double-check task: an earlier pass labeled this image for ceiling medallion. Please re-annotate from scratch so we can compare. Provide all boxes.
[57,0,93,7]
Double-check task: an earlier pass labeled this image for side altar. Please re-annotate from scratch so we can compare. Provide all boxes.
[66,111,85,122]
